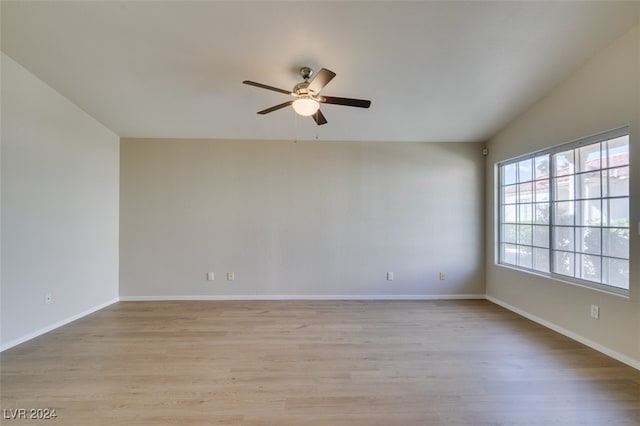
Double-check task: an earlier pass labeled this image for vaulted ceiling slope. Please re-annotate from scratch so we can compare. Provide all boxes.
[2,1,638,142]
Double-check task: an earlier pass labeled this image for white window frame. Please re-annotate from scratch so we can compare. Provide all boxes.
[496,127,630,296]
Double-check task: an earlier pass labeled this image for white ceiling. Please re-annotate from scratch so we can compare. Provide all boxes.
[2,1,638,142]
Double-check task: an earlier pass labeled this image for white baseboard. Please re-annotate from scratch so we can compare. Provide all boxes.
[0,297,120,352]
[486,295,640,371]
[5,294,637,371]
[119,294,486,301]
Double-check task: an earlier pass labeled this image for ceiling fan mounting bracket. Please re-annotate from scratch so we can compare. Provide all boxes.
[299,66,313,81]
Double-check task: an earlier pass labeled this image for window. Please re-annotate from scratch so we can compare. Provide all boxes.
[498,128,630,294]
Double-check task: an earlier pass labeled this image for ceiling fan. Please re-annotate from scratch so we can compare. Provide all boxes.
[243,67,371,125]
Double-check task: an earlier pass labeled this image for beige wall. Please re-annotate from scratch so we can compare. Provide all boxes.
[485,25,640,366]
[1,53,120,349]
[120,139,485,299]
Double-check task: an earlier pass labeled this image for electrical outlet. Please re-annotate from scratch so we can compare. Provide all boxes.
[206,272,215,281]
[387,272,394,281]
[590,304,599,319]
[44,293,53,304]
[227,272,234,281]
[439,272,445,281]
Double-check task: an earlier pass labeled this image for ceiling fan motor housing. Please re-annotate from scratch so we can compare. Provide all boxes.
[293,82,313,98]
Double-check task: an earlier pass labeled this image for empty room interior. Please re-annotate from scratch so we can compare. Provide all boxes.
[1,1,639,425]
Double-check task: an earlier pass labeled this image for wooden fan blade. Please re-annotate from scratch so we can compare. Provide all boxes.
[257,100,293,115]
[312,109,328,125]
[307,68,336,94]
[320,96,371,108]
[243,80,292,95]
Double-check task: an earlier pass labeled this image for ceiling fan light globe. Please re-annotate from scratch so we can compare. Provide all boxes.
[292,98,320,116]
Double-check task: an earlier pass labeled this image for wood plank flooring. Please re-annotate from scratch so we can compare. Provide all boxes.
[1,300,639,425]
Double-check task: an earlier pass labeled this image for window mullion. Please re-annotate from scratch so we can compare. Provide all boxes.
[549,153,555,275]
[600,143,605,284]
[515,165,520,266]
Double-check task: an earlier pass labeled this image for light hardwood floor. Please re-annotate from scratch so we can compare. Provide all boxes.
[1,300,639,425]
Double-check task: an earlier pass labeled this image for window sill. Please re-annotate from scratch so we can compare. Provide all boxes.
[494,262,631,300]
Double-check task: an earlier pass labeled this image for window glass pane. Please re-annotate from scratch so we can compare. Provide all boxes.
[502,224,517,244]
[577,227,601,255]
[603,258,629,289]
[577,143,602,172]
[605,166,629,197]
[605,198,629,227]
[518,159,533,183]
[606,136,629,168]
[518,225,532,245]
[519,204,533,223]
[553,201,574,226]
[503,205,516,223]
[577,199,602,226]
[518,246,532,268]
[534,156,550,180]
[502,163,517,185]
[517,182,533,203]
[534,203,549,224]
[502,244,517,265]
[502,184,517,204]
[553,176,574,200]
[553,226,574,251]
[534,180,549,202]
[553,251,574,276]
[533,248,549,273]
[554,150,574,176]
[533,225,549,248]
[578,254,601,282]
[577,171,601,199]
[602,228,629,259]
